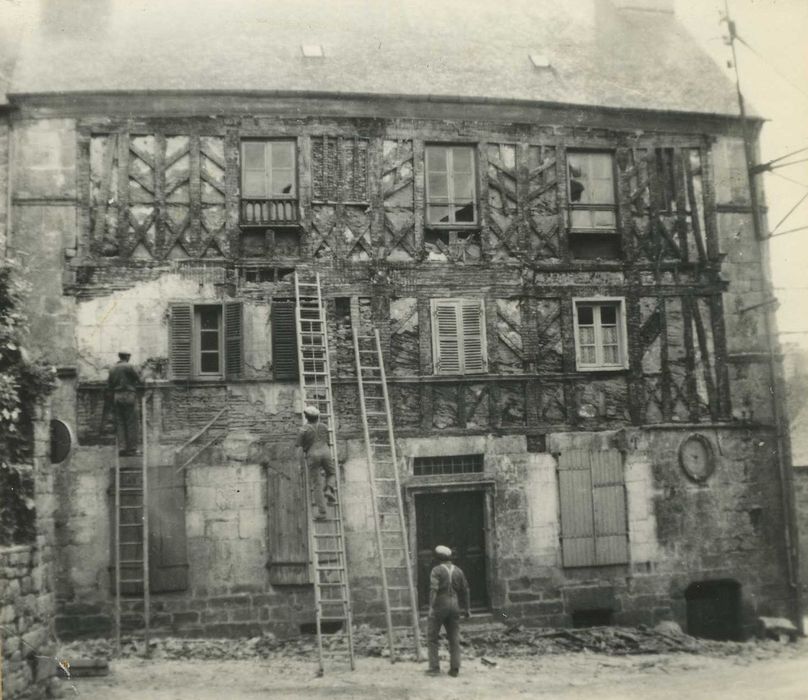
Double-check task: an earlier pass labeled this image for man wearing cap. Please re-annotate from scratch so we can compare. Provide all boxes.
[296,405,337,520]
[426,545,471,677]
[106,351,142,456]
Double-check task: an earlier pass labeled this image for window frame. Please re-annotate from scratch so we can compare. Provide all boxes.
[425,144,479,228]
[572,297,629,372]
[194,304,224,378]
[430,297,488,376]
[566,150,618,234]
[240,139,298,200]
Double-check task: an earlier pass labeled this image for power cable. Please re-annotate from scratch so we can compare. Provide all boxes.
[768,171,808,190]
[770,191,808,235]
[734,32,808,104]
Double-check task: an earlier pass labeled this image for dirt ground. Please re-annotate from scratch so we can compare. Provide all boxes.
[58,638,808,700]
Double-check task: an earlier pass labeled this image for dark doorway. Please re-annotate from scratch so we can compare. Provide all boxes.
[415,490,488,611]
[685,579,743,641]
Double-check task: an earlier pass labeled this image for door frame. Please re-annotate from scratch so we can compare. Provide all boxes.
[404,479,497,612]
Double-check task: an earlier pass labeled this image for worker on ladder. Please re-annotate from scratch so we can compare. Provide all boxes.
[105,351,143,456]
[297,405,337,520]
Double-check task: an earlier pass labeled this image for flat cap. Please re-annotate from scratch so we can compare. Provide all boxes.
[434,545,452,560]
[303,405,320,418]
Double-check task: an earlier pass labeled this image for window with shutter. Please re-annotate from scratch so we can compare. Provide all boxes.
[169,304,193,380]
[271,301,299,380]
[557,449,629,568]
[168,302,243,380]
[431,298,487,375]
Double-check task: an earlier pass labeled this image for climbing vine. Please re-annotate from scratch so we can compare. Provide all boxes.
[0,258,57,546]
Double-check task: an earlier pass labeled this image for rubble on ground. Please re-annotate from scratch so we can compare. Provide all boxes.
[56,621,800,665]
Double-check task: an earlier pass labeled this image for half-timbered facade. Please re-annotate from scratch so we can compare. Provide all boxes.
[4,0,799,640]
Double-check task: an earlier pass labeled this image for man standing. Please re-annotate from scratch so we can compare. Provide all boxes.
[106,351,142,456]
[426,545,471,677]
[296,405,337,520]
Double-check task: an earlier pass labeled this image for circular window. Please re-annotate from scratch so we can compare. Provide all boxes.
[50,419,75,464]
[678,434,716,483]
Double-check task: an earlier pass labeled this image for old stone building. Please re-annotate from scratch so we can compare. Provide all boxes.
[2,0,800,643]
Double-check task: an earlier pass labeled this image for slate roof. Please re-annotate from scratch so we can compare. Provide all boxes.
[7,0,741,117]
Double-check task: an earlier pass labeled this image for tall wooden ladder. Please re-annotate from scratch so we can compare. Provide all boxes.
[293,271,355,676]
[113,394,151,655]
[353,328,422,662]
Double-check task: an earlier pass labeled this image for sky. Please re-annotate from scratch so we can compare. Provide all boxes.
[676,0,808,348]
[1,0,807,346]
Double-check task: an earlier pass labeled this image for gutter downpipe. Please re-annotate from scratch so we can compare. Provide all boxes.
[725,2,802,633]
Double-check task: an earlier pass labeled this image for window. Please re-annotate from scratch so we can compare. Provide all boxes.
[431,298,487,374]
[567,152,616,231]
[425,145,478,226]
[413,454,484,476]
[270,300,298,380]
[240,140,298,226]
[169,302,243,380]
[557,449,629,567]
[572,298,628,371]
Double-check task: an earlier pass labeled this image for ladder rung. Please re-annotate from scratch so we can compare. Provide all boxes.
[119,487,143,492]
[119,542,143,546]
[313,533,343,538]
[120,559,144,564]
[119,506,143,510]
[387,586,410,591]
[317,566,347,571]
[317,582,346,587]
[119,523,143,528]
[388,607,413,612]
[319,616,347,621]
[315,549,345,554]
[119,578,144,584]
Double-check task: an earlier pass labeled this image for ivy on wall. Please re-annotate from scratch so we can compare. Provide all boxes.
[0,259,57,546]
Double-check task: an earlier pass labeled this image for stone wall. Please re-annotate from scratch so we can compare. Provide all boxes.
[793,467,808,613]
[1,405,59,700]
[0,115,8,256]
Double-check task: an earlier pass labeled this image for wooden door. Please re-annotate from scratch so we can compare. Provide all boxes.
[415,491,488,610]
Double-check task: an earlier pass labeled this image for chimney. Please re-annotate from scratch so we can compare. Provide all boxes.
[610,0,674,13]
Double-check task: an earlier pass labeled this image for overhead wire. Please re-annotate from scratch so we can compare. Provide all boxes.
[734,32,808,104]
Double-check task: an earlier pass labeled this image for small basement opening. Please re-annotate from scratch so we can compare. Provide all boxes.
[300,621,343,635]
[685,579,742,641]
[572,609,614,628]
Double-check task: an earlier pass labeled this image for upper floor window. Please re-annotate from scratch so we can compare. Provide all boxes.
[572,298,628,371]
[425,145,478,226]
[567,152,617,231]
[240,140,298,226]
[169,302,243,380]
[431,298,487,375]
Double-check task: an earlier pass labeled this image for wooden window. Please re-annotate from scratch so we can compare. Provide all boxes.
[169,302,243,380]
[311,136,369,202]
[240,140,298,226]
[425,145,478,226]
[431,298,487,375]
[557,449,629,568]
[567,152,617,231]
[271,301,299,380]
[413,454,484,476]
[572,298,628,371]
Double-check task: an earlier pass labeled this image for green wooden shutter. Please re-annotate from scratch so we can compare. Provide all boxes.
[266,443,310,584]
[461,299,486,373]
[432,300,460,374]
[169,303,193,380]
[558,450,596,567]
[271,301,298,380]
[148,463,189,592]
[591,450,629,565]
[224,301,243,379]
[557,449,628,568]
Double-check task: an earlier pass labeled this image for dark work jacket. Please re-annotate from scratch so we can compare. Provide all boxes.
[429,562,470,612]
[107,361,141,393]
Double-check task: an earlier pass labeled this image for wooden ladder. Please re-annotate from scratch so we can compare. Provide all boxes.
[353,328,422,662]
[113,394,151,656]
[293,271,355,676]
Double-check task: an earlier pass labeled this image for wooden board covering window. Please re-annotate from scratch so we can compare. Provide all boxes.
[557,449,628,567]
[266,443,310,584]
[431,298,487,375]
[271,301,298,380]
[148,463,189,592]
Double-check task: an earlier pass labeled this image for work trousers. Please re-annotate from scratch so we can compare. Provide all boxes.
[306,449,336,513]
[113,392,139,453]
[427,604,461,672]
